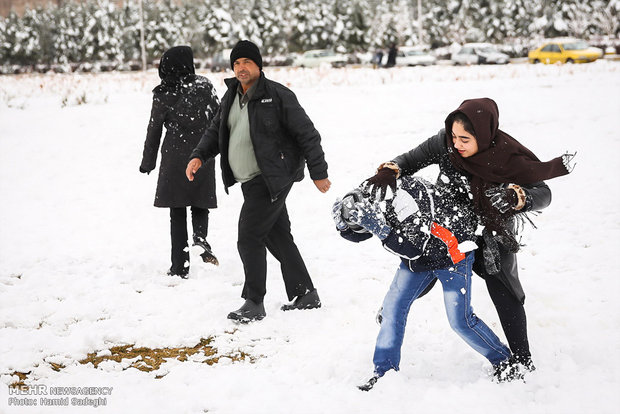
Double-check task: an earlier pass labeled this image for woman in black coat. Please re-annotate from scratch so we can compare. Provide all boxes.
[366,97,575,376]
[140,46,220,278]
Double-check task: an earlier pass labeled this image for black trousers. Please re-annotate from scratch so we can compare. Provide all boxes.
[238,176,314,304]
[170,206,209,274]
[485,275,531,360]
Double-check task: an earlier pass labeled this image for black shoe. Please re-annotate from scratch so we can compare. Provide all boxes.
[227,299,266,323]
[193,240,219,266]
[493,357,524,383]
[358,373,380,391]
[281,289,321,311]
[167,269,188,279]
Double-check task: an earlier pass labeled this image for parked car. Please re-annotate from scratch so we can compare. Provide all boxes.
[263,54,296,67]
[528,39,603,64]
[395,47,437,66]
[294,49,348,68]
[210,49,232,72]
[451,43,509,65]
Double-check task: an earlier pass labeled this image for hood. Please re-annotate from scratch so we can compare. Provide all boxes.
[158,46,195,85]
[445,97,499,152]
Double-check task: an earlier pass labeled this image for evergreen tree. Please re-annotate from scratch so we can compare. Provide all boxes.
[333,0,370,51]
[249,0,287,55]
[287,0,338,51]
[7,9,42,65]
[199,0,236,52]
[117,1,141,62]
[53,1,87,64]
[594,0,619,38]
[424,0,457,47]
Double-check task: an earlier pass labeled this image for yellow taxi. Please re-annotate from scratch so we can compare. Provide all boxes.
[528,39,603,64]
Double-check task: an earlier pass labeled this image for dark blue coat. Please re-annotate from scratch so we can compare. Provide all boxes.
[340,175,478,272]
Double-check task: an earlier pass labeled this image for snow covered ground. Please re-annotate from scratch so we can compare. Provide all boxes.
[1,61,619,414]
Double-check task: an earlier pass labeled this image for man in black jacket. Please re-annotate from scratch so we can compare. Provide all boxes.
[186,40,331,322]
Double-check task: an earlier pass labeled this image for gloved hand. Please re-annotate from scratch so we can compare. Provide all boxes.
[364,165,398,201]
[349,198,391,240]
[139,166,150,175]
[485,186,519,213]
[562,152,577,173]
[331,198,349,231]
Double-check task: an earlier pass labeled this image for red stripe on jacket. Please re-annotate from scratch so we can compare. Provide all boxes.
[431,222,466,264]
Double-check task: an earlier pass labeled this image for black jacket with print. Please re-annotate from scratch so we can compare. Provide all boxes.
[190,72,328,200]
[339,176,478,272]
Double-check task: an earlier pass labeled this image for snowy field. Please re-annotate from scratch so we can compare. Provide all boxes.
[1,61,619,414]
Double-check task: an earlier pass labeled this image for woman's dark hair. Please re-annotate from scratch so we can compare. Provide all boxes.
[450,112,476,137]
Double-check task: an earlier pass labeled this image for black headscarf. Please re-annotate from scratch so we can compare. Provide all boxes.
[157,46,195,90]
[444,98,569,249]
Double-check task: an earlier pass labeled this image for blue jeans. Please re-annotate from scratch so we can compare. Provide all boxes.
[373,252,510,376]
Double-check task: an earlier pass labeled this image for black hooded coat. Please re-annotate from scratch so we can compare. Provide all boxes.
[140,46,220,209]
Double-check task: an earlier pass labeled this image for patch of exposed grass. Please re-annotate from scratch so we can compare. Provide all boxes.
[79,336,255,375]
[9,371,29,389]
[49,362,65,372]
[8,335,256,388]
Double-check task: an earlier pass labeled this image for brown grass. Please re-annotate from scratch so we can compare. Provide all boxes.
[9,371,29,389]
[9,335,256,388]
[79,337,255,375]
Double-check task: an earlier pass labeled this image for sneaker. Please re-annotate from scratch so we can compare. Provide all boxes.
[493,357,524,383]
[193,240,219,266]
[358,373,381,391]
[280,289,321,311]
[227,299,266,323]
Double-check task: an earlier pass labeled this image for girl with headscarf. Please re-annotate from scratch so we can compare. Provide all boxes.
[140,46,220,278]
[365,97,575,378]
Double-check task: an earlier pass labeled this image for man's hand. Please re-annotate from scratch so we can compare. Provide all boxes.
[314,178,331,193]
[186,158,202,181]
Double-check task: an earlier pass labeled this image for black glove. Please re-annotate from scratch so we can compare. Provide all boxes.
[139,166,150,175]
[485,186,518,213]
[364,167,397,201]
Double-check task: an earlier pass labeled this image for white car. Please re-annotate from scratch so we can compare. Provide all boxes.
[451,43,509,65]
[295,49,348,68]
[396,47,437,66]
[210,48,232,72]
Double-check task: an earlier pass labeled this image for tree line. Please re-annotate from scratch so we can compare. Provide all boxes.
[0,0,617,67]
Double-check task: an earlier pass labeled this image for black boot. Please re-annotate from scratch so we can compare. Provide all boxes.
[281,289,321,311]
[493,357,524,383]
[193,239,219,266]
[514,354,536,373]
[227,299,266,323]
[167,268,188,279]
[358,373,381,391]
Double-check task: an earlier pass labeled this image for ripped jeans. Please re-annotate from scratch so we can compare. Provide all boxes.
[373,252,510,376]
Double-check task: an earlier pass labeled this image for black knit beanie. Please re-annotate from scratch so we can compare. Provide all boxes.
[230,40,263,70]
